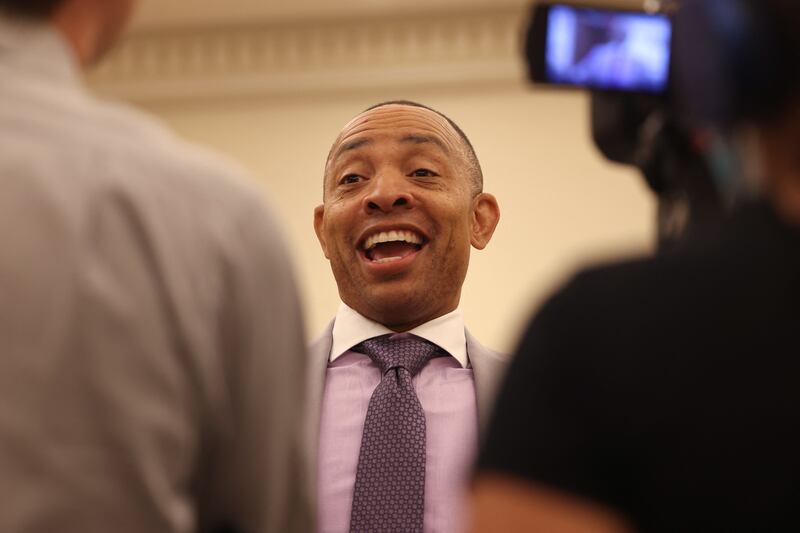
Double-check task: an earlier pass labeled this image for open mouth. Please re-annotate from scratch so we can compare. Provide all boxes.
[361,229,425,264]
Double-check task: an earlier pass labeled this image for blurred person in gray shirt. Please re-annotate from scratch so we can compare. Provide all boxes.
[0,1,310,532]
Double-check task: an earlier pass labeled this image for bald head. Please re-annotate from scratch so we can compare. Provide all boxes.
[314,100,500,330]
[324,101,484,199]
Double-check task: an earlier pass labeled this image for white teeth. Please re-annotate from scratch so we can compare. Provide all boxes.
[363,230,423,250]
[375,256,403,264]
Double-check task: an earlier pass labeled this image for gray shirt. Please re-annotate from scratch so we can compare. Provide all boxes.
[0,15,309,533]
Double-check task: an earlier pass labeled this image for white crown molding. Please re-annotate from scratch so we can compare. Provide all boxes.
[88,6,528,103]
[130,0,532,30]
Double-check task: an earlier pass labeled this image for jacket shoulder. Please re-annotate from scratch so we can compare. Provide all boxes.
[465,329,510,364]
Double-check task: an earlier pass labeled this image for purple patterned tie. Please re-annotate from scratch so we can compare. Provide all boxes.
[349,334,441,533]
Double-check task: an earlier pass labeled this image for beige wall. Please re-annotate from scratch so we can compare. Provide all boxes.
[93,1,655,351]
[140,85,655,352]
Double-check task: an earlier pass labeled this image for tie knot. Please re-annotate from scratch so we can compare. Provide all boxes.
[354,334,441,377]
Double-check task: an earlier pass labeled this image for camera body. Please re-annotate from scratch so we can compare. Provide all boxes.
[526,1,789,125]
[523,0,787,248]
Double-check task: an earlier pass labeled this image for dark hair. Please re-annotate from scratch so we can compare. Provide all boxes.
[364,100,484,194]
[675,0,800,127]
[324,100,484,197]
[0,0,63,18]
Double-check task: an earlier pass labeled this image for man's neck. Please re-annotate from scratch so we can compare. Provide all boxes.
[51,7,96,67]
[330,303,468,367]
[365,308,458,333]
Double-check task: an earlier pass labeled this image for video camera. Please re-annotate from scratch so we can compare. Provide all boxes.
[524,1,720,250]
[528,3,673,94]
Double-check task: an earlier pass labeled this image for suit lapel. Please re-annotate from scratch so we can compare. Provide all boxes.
[305,320,334,488]
[467,330,511,438]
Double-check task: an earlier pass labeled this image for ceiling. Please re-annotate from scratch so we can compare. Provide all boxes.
[131,0,645,30]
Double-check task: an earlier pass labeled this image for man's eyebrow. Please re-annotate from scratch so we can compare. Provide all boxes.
[400,134,450,154]
[331,138,372,163]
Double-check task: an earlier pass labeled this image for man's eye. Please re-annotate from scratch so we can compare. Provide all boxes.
[411,168,438,177]
[340,174,362,185]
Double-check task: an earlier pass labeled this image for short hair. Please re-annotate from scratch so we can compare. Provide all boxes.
[0,0,63,18]
[325,100,484,197]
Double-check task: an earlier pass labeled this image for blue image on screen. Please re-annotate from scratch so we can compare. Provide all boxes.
[545,6,672,92]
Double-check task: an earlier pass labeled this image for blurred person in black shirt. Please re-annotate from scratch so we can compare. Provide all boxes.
[472,1,800,532]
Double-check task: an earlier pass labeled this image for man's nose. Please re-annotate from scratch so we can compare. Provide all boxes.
[362,172,415,213]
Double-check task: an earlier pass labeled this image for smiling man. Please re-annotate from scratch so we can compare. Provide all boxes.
[309,101,506,533]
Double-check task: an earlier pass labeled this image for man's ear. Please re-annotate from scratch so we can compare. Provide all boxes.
[313,204,330,259]
[470,193,500,250]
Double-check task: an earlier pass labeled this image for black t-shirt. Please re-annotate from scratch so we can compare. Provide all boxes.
[479,202,800,532]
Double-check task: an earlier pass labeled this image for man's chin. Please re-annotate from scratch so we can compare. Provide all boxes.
[348,288,440,331]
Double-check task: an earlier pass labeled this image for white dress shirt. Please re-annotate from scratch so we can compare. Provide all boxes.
[329,302,470,367]
[318,303,479,533]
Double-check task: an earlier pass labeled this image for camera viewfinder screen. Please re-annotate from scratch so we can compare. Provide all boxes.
[545,6,672,92]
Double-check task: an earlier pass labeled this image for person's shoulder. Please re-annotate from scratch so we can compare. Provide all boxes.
[71,98,294,278]
[562,207,772,313]
[15,86,266,210]
[90,99,288,240]
[309,321,335,352]
[542,253,658,304]
[567,253,683,303]
[525,220,758,364]
[92,99,259,196]
[465,329,510,364]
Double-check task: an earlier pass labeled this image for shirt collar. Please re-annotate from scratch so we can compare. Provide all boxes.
[330,302,469,368]
[0,13,81,86]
